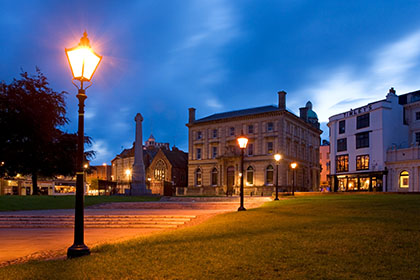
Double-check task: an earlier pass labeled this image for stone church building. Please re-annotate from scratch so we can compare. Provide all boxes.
[186,91,322,195]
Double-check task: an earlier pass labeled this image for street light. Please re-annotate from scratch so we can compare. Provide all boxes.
[290,162,298,196]
[65,31,102,259]
[237,132,248,211]
[125,169,132,194]
[274,154,282,200]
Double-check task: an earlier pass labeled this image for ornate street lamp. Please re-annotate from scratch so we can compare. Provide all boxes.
[237,132,248,211]
[290,162,298,196]
[274,154,282,200]
[125,169,132,194]
[65,31,102,258]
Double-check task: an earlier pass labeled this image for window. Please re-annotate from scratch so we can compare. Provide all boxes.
[416,112,420,120]
[356,132,369,149]
[267,122,274,132]
[248,143,254,156]
[229,127,235,136]
[212,129,218,138]
[266,165,274,185]
[248,125,254,134]
[212,146,217,159]
[339,120,345,134]
[196,148,202,160]
[267,142,273,154]
[399,171,409,188]
[337,138,347,152]
[154,160,166,181]
[416,132,420,144]
[246,166,254,185]
[211,168,218,186]
[195,169,202,186]
[336,155,348,172]
[197,131,202,140]
[356,113,370,129]
[356,155,369,170]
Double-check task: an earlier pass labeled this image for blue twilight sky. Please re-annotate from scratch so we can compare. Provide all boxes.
[2,0,420,165]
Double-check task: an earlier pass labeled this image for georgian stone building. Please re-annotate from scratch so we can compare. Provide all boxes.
[186,91,322,195]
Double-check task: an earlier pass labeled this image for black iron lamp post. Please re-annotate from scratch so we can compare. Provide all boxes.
[290,162,297,196]
[274,154,282,200]
[237,132,248,211]
[65,31,102,258]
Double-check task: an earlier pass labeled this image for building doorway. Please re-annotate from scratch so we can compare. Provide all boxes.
[227,166,235,195]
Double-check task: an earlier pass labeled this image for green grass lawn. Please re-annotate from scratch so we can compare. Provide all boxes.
[0,195,161,211]
[1,194,420,279]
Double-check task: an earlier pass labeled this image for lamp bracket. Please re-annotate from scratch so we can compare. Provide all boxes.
[71,79,93,91]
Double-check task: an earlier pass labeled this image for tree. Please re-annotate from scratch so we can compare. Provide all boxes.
[0,69,94,194]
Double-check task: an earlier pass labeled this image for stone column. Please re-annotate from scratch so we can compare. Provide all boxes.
[131,113,150,195]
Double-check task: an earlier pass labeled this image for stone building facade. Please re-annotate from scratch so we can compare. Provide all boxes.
[186,91,322,195]
[385,90,420,191]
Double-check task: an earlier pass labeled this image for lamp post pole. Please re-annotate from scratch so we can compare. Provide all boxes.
[274,154,281,201]
[67,85,90,258]
[290,162,297,196]
[238,147,246,211]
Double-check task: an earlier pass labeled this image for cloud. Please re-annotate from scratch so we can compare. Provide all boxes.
[296,29,420,125]
[206,96,223,109]
[90,139,113,165]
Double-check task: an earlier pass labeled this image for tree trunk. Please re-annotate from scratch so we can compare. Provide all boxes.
[32,172,39,195]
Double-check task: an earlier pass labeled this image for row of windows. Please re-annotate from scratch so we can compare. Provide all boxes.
[195,142,274,160]
[336,154,369,172]
[195,122,275,140]
[194,165,276,187]
[338,113,370,134]
[337,131,369,152]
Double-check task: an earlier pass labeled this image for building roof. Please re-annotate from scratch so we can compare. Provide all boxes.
[161,148,188,169]
[194,105,280,123]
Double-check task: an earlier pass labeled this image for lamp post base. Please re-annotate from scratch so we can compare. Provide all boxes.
[237,206,246,211]
[274,197,279,201]
[67,244,90,259]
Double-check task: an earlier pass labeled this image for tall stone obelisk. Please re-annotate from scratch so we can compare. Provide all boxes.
[131,113,149,195]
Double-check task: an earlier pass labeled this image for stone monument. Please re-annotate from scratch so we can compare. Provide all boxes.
[131,113,150,195]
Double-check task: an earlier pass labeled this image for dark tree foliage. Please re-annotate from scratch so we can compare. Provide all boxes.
[0,69,95,194]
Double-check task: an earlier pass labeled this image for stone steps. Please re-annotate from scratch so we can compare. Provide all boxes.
[0,215,196,229]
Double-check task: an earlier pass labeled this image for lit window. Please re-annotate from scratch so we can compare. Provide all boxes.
[266,165,274,185]
[356,155,369,170]
[399,171,409,188]
[246,166,254,185]
[336,155,348,172]
[267,142,273,154]
[195,169,202,186]
[211,168,218,186]
[154,160,166,181]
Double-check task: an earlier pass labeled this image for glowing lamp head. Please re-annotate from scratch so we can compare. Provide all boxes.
[274,154,282,162]
[237,135,248,149]
[291,162,298,169]
[65,31,102,81]
[125,169,131,176]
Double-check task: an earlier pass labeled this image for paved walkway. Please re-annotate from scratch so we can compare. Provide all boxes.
[0,197,270,267]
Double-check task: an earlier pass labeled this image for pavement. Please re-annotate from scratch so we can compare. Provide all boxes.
[0,196,271,267]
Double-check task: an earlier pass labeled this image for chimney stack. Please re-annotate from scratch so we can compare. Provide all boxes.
[278,91,287,110]
[189,108,196,123]
[299,107,308,121]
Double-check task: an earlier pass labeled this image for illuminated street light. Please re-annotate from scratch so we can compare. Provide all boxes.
[290,162,298,196]
[65,31,102,259]
[274,154,282,200]
[237,132,248,211]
